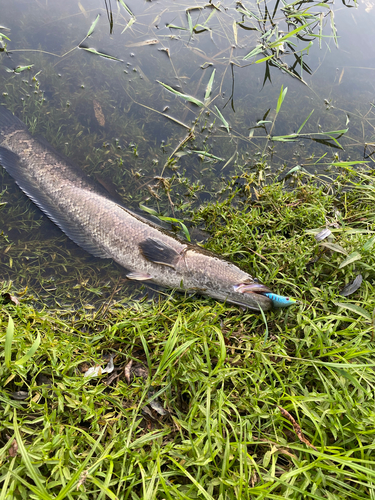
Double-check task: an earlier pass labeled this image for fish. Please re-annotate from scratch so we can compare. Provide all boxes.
[0,106,274,311]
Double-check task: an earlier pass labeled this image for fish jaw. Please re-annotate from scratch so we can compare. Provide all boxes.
[204,286,273,311]
[175,250,274,312]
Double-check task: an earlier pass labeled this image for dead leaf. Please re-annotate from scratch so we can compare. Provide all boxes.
[124,359,133,384]
[9,439,18,457]
[278,406,317,451]
[158,47,170,58]
[1,293,20,305]
[77,470,88,490]
[338,68,344,85]
[84,356,114,378]
[126,39,159,47]
[148,389,168,415]
[93,100,105,127]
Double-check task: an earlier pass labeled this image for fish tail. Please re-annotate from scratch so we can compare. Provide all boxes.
[0,106,27,134]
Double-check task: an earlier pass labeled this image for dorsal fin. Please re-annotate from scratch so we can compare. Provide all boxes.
[139,237,185,268]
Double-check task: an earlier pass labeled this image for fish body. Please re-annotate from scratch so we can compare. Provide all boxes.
[0,107,273,311]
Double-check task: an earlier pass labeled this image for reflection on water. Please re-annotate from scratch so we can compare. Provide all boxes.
[0,0,374,307]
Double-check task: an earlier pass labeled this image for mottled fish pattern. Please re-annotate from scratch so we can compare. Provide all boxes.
[0,107,274,311]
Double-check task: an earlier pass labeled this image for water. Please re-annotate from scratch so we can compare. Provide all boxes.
[0,0,373,310]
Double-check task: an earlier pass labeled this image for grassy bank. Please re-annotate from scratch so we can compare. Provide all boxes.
[1,166,375,499]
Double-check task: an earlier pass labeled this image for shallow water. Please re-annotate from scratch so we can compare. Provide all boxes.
[0,0,374,308]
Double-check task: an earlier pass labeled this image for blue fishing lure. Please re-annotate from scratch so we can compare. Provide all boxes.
[263,293,297,308]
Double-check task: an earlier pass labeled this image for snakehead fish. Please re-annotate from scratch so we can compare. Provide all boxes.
[0,107,273,311]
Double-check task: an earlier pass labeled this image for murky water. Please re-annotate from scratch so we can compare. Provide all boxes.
[0,0,374,309]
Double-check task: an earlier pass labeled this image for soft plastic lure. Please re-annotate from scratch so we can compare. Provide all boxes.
[262,293,297,308]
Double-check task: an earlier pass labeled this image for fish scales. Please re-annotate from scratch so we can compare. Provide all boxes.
[0,107,272,311]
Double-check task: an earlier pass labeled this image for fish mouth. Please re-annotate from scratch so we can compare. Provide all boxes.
[233,283,272,294]
[232,282,273,311]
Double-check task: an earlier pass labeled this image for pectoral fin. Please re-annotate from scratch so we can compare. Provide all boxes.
[139,237,184,268]
[126,272,153,281]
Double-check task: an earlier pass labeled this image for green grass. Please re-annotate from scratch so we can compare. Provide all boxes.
[1,166,375,499]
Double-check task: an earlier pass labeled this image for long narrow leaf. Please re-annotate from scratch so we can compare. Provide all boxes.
[158,216,191,241]
[243,44,264,60]
[0,456,15,500]
[192,150,224,161]
[9,471,52,500]
[87,476,118,500]
[187,12,193,35]
[296,109,314,134]
[339,251,362,269]
[15,333,41,366]
[118,0,134,17]
[268,22,313,48]
[255,55,274,64]
[276,85,288,114]
[5,316,14,369]
[87,14,100,37]
[80,47,122,61]
[158,81,204,107]
[13,410,52,498]
[214,106,230,133]
[334,302,371,321]
[55,426,109,499]
[121,17,135,34]
[204,68,216,101]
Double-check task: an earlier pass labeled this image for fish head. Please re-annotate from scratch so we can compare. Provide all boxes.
[228,280,273,311]
[203,279,273,311]
[182,249,274,311]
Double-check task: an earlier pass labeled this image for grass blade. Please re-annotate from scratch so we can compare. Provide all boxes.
[214,106,230,133]
[80,47,122,61]
[139,203,158,216]
[166,24,187,30]
[87,14,100,37]
[192,150,224,161]
[88,476,118,500]
[15,333,41,365]
[296,109,314,134]
[339,251,362,268]
[276,85,288,114]
[243,44,264,60]
[13,410,52,499]
[187,12,193,35]
[233,21,238,45]
[118,0,134,17]
[159,216,191,242]
[204,68,216,101]
[158,81,204,107]
[255,54,274,64]
[0,456,16,500]
[121,17,135,34]
[268,22,313,48]
[5,316,14,369]
[168,456,215,500]
[334,302,371,321]
[55,426,109,499]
